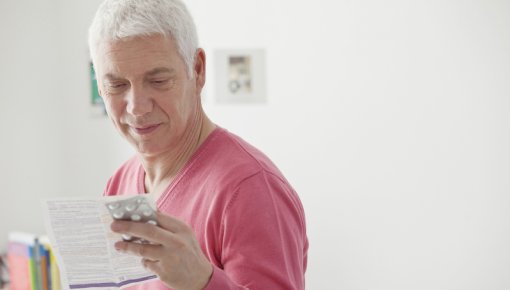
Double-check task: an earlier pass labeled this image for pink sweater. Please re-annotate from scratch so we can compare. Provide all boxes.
[104,127,308,289]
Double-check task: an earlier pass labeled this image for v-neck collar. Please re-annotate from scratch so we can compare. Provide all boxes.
[135,126,224,207]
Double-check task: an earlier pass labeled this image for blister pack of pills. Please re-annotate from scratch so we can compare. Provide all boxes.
[105,195,158,243]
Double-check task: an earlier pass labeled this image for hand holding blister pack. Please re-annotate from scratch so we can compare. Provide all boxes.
[105,195,158,243]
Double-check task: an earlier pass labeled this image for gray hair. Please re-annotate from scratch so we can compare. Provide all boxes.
[88,0,199,78]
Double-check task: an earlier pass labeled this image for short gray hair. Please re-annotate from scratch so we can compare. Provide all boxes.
[88,0,198,78]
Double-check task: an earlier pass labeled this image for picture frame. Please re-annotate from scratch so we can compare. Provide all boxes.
[214,49,266,104]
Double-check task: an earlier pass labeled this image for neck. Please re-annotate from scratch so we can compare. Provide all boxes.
[141,109,215,194]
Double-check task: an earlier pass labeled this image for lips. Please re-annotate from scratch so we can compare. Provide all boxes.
[132,124,160,135]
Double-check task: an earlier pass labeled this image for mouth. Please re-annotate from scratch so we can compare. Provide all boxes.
[132,124,161,135]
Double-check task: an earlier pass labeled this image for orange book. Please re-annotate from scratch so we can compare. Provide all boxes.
[40,253,48,290]
[39,236,60,290]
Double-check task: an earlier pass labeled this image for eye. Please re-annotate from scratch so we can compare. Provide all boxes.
[109,82,127,88]
[149,78,173,90]
[103,81,129,95]
[151,79,169,85]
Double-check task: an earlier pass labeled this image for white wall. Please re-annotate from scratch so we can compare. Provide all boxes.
[1,0,509,289]
[0,0,63,243]
[0,0,131,249]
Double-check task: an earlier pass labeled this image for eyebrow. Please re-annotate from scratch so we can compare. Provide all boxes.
[103,67,175,80]
[145,67,175,76]
[103,73,123,81]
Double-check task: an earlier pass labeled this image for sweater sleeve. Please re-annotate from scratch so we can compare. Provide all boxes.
[202,170,308,290]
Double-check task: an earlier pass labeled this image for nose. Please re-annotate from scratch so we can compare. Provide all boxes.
[126,85,153,116]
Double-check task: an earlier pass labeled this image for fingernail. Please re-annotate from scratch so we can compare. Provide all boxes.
[111,221,122,232]
[141,259,149,269]
[114,242,124,252]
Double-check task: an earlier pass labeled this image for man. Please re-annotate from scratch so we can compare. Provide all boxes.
[88,0,308,289]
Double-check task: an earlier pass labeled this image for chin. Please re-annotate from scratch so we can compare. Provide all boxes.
[134,142,165,156]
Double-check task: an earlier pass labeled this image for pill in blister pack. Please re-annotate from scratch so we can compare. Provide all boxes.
[105,195,158,243]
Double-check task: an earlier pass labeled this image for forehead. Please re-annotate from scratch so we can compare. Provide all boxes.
[96,35,183,76]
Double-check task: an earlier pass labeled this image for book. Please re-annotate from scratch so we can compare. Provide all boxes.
[39,236,60,290]
[7,233,61,290]
[7,232,34,290]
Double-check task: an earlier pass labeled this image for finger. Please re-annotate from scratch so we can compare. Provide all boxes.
[111,220,176,245]
[155,211,189,233]
[114,240,162,261]
[141,258,160,275]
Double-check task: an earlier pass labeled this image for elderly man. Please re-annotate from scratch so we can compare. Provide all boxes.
[88,0,308,289]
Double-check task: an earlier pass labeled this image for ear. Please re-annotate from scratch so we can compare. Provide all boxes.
[194,48,206,92]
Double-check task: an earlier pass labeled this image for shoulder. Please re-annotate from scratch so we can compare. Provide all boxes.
[203,128,302,213]
[205,128,287,185]
[177,127,297,209]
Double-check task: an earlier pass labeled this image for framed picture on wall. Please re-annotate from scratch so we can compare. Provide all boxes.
[214,49,266,104]
[89,61,107,116]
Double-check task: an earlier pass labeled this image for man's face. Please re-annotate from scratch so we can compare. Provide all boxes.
[95,35,202,156]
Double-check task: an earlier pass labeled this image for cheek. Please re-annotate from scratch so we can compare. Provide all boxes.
[102,97,125,121]
[164,98,192,122]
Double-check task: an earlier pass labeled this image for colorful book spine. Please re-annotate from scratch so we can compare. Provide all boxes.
[39,236,60,290]
[49,250,60,290]
[7,232,35,290]
[7,233,61,290]
[40,245,50,290]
